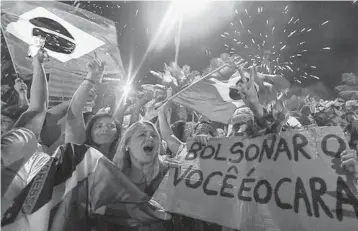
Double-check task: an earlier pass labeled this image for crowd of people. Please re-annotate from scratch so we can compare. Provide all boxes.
[1,47,358,231]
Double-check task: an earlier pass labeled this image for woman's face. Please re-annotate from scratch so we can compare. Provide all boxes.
[1,115,14,135]
[14,78,27,93]
[127,124,159,164]
[91,117,117,145]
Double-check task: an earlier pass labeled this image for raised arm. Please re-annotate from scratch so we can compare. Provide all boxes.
[13,49,48,137]
[158,101,183,155]
[65,58,105,144]
[40,101,70,148]
[237,67,265,119]
[129,92,151,126]
[47,100,70,116]
[112,89,128,126]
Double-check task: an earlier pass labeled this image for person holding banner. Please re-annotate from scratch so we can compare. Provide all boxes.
[227,107,255,137]
[341,149,358,182]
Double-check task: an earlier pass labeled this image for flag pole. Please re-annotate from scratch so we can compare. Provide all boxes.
[155,63,230,109]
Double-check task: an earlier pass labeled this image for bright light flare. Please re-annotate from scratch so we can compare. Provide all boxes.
[172,0,211,17]
[122,82,132,98]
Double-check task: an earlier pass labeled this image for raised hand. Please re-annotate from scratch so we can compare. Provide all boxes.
[87,52,106,83]
[33,48,49,64]
[236,66,260,103]
[136,90,153,106]
[214,56,245,79]
[341,149,358,178]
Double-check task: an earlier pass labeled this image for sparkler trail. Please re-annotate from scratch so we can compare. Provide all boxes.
[222,3,331,83]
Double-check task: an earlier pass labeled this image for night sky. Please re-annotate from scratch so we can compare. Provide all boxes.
[64,1,358,90]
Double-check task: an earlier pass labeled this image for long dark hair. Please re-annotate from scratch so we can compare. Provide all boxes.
[84,113,121,160]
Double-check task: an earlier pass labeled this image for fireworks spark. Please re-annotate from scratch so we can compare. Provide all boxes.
[321,20,330,26]
[310,75,320,79]
[221,3,331,82]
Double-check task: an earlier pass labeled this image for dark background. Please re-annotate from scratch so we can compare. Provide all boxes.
[61,1,358,90]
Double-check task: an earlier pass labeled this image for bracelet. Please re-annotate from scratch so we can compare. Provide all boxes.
[83,78,96,85]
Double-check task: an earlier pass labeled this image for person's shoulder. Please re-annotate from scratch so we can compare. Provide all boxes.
[1,128,38,169]
[1,127,37,148]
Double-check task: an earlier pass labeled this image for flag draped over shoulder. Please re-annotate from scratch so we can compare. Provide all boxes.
[173,77,246,124]
[1,144,169,231]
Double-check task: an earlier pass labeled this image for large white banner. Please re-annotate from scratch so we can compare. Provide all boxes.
[153,126,358,231]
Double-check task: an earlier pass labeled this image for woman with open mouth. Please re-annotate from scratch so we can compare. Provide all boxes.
[112,115,211,231]
[112,120,172,231]
[114,121,162,190]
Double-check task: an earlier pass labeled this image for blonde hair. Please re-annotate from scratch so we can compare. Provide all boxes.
[113,120,164,184]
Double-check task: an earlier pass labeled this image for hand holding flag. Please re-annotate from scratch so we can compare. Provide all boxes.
[135,90,154,107]
[340,149,358,178]
[33,47,50,64]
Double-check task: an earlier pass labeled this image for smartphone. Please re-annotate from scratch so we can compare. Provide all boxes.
[27,36,46,58]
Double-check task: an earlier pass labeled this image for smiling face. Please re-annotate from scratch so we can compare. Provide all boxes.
[90,117,117,145]
[127,123,160,164]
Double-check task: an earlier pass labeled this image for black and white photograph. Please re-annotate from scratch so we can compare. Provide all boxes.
[1,1,358,231]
